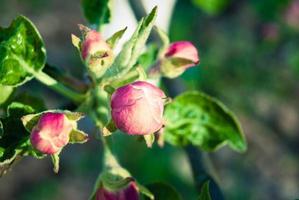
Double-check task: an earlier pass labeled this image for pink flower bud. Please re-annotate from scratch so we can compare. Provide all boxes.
[30,113,73,154]
[157,41,199,78]
[111,81,166,135]
[285,0,299,30]
[81,30,111,60]
[165,41,199,68]
[95,182,139,200]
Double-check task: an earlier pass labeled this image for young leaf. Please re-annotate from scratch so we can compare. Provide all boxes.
[164,91,247,152]
[0,16,46,86]
[101,6,157,83]
[144,182,182,200]
[106,27,127,49]
[81,0,111,27]
[198,181,212,200]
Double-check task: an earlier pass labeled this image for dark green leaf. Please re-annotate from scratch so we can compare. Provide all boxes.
[191,0,230,15]
[81,0,110,27]
[198,181,212,200]
[101,6,157,83]
[0,16,46,86]
[0,102,39,175]
[13,92,46,112]
[164,91,247,152]
[144,182,182,200]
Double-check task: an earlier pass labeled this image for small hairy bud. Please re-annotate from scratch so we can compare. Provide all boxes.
[81,29,113,77]
[160,41,199,78]
[95,182,139,200]
[30,113,73,154]
[111,81,166,135]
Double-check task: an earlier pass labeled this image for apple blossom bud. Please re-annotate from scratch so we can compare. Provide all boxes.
[95,182,139,200]
[160,41,199,78]
[111,81,166,135]
[285,0,299,30]
[30,113,73,154]
[81,29,113,77]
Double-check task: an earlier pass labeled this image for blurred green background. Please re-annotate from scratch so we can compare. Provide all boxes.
[1,0,299,199]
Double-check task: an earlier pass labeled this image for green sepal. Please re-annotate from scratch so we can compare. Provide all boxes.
[100,6,157,84]
[69,129,89,144]
[102,120,117,137]
[144,134,155,148]
[51,152,60,173]
[71,34,81,50]
[106,27,127,49]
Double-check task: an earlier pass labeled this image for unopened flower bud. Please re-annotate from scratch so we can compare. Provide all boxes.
[160,41,199,78]
[81,29,113,77]
[30,113,73,154]
[96,181,139,200]
[111,81,166,135]
[285,0,299,30]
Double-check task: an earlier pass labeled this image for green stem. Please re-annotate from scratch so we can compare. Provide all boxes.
[34,70,86,103]
[15,55,87,103]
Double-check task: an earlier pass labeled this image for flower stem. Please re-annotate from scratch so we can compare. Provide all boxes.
[34,70,86,103]
[15,55,87,104]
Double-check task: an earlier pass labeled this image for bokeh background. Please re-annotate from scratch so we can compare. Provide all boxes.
[1,0,299,199]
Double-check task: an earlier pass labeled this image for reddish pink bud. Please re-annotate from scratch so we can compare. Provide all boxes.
[285,0,299,30]
[30,113,73,154]
[95,182,139,200]
[165,41,199,68]
[81,30,111,60]
[111,81,166,135]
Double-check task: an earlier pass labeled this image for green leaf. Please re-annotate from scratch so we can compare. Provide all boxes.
[138,44,159,71]
[198,181,212,200]
[144,182,182,200]
[81,0,111,27]
[106,27,127,49]
[0,16,46,86]
[13,92,46,112]
[164,91,247,152]
[101,6,157,83]
[191,0,230,15]
[0,85,13,105]
[0,102,38,175]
